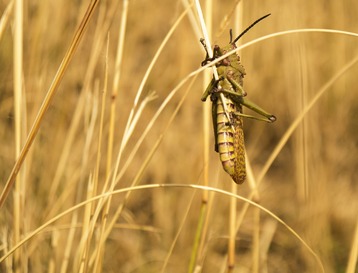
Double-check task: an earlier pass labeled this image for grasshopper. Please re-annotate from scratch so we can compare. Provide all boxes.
[201,14,276,184]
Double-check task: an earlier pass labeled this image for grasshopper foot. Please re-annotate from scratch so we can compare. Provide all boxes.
[268,115,277,122]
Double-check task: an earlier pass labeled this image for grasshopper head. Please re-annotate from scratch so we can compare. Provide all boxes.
[200,14,270,67]
[213,44,234,66]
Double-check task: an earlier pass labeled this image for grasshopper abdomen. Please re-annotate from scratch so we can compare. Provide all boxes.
[215,97,246,184]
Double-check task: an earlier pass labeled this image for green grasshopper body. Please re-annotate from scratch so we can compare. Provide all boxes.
[201,14,276,184]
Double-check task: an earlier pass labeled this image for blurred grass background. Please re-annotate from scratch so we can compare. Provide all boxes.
[0,0,358,272]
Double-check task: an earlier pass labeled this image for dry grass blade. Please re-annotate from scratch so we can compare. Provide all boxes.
[0,0,100,209]
[199,29,358,74]
[0,183,325,272]
[0,0,13,40]
[106,0,129,177]
[346,217,358,273]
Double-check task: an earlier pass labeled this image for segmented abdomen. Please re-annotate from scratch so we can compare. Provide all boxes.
[216,96,246,184]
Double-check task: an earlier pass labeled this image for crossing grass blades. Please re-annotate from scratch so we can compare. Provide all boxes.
[201,14,276,184]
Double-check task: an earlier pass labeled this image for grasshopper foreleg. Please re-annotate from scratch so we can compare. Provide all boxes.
[200,38,212,66]
[200,39,221,66]
[202,80,246,101]
[226,73,247,96]
[201,76,226,101]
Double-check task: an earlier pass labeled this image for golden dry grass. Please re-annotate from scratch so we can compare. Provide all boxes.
[0,0,358,272]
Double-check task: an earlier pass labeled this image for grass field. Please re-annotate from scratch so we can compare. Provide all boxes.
[1,0,358,272]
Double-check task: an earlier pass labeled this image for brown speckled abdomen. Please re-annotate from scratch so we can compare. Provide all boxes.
[216,97,246,184]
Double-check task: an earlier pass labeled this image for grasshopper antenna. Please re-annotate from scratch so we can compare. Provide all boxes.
[231,13,271,45]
